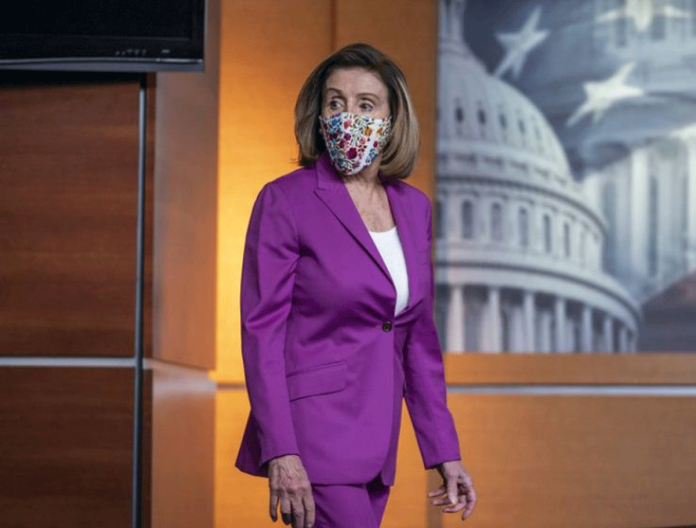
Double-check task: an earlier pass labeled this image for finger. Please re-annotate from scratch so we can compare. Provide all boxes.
[460,481,476,505]
[442,478,470,514]
[431,497,453,506]
[291,499,305,528]
[269,492,279,522]
[446,476,458,506]
[466,482,477,504]
[280,497,292,525]
[459,474,474,489]
[303,492,316,528]
[442,495,468,514]
[443,501,468,514]
[462,501,475,520]
[462,486,477,519]
[427,484,446,497]
[462,501,474,519]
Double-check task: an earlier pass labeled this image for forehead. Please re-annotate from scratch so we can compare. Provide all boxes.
[323,67,388,98]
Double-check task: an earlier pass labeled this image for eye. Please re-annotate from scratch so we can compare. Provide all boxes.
[328,100,343,110]
[360,102,374,112]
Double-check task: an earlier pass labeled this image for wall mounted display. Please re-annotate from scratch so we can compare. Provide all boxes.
[0,0,205,71]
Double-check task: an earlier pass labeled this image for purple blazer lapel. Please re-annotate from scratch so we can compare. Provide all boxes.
[314,154,391,282]
[313,153,420,316]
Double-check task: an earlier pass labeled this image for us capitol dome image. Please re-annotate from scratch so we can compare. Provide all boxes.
[510,0,696,352]
[434,0,641,353]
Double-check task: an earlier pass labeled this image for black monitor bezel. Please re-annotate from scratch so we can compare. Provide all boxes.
[0,0,205,72]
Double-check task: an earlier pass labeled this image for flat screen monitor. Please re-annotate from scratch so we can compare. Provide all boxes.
[0,0,205,72]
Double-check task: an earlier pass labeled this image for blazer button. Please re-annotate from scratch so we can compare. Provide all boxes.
[382,321,393,332]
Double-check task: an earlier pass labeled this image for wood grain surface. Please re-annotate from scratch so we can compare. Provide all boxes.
[0,367,147,528]
[151,0,219,371]
[0,73,153,357]
[151,363,215,528]
[444,353,696,385]
[443,394,696,528]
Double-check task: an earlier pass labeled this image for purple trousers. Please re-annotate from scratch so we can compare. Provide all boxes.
[311,475,391,527]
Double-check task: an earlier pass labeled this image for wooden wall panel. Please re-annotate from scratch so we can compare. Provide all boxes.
[0,367,139,528]
[152,0,220,370]
[215,389,268,528]
[0,74,153,357]
[151,364,215,528]
[443,394,696,528]
[444,354,696,385]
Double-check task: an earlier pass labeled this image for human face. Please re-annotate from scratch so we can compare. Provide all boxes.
[321,67,390,120]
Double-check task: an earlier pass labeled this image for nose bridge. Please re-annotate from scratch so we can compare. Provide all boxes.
[344,93,361,115]
[345,98,358,114]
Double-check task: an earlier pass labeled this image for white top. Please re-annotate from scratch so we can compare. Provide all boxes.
[368,226,410,316]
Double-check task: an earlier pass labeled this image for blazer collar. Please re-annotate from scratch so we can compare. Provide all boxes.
[313,152,420,317]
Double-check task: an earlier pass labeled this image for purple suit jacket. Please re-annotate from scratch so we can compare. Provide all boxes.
[235,152,461,486]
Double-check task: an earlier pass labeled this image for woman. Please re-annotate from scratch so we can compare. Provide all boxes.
[235,43,477,527]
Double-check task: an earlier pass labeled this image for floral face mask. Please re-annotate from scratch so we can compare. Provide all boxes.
[319,112,392,176]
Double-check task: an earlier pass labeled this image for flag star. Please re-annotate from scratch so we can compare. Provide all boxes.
[598,0,691,32]
[567,62,645,127]
[493,6,549,80]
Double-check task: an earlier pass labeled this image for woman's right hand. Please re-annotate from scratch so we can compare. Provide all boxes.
[267,454,315,528]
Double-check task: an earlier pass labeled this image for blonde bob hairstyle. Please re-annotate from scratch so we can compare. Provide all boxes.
[294,43,420,179]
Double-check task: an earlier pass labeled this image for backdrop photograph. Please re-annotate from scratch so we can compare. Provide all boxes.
[435,0,696,353]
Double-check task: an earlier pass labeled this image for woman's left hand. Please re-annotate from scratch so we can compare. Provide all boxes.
[428,460,477,521]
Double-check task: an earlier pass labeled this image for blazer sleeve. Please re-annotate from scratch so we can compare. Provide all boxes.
[240,182,300,469]
[402,196,462,469]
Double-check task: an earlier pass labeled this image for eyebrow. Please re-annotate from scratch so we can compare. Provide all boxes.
[324,87,381,100]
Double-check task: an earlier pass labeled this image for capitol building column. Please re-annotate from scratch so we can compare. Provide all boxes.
[581,305,593,353]
[603,313,614,353]
[630,145,650,277]
[487,287,502,353]
[523,290,536,353]
[628,332,637,352]
[618,325,630,353]
[686,136,696,269]
[446,284,465,353]
[554,296,567,353]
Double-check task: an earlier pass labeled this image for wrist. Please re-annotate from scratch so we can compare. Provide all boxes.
[269,453,300,464]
